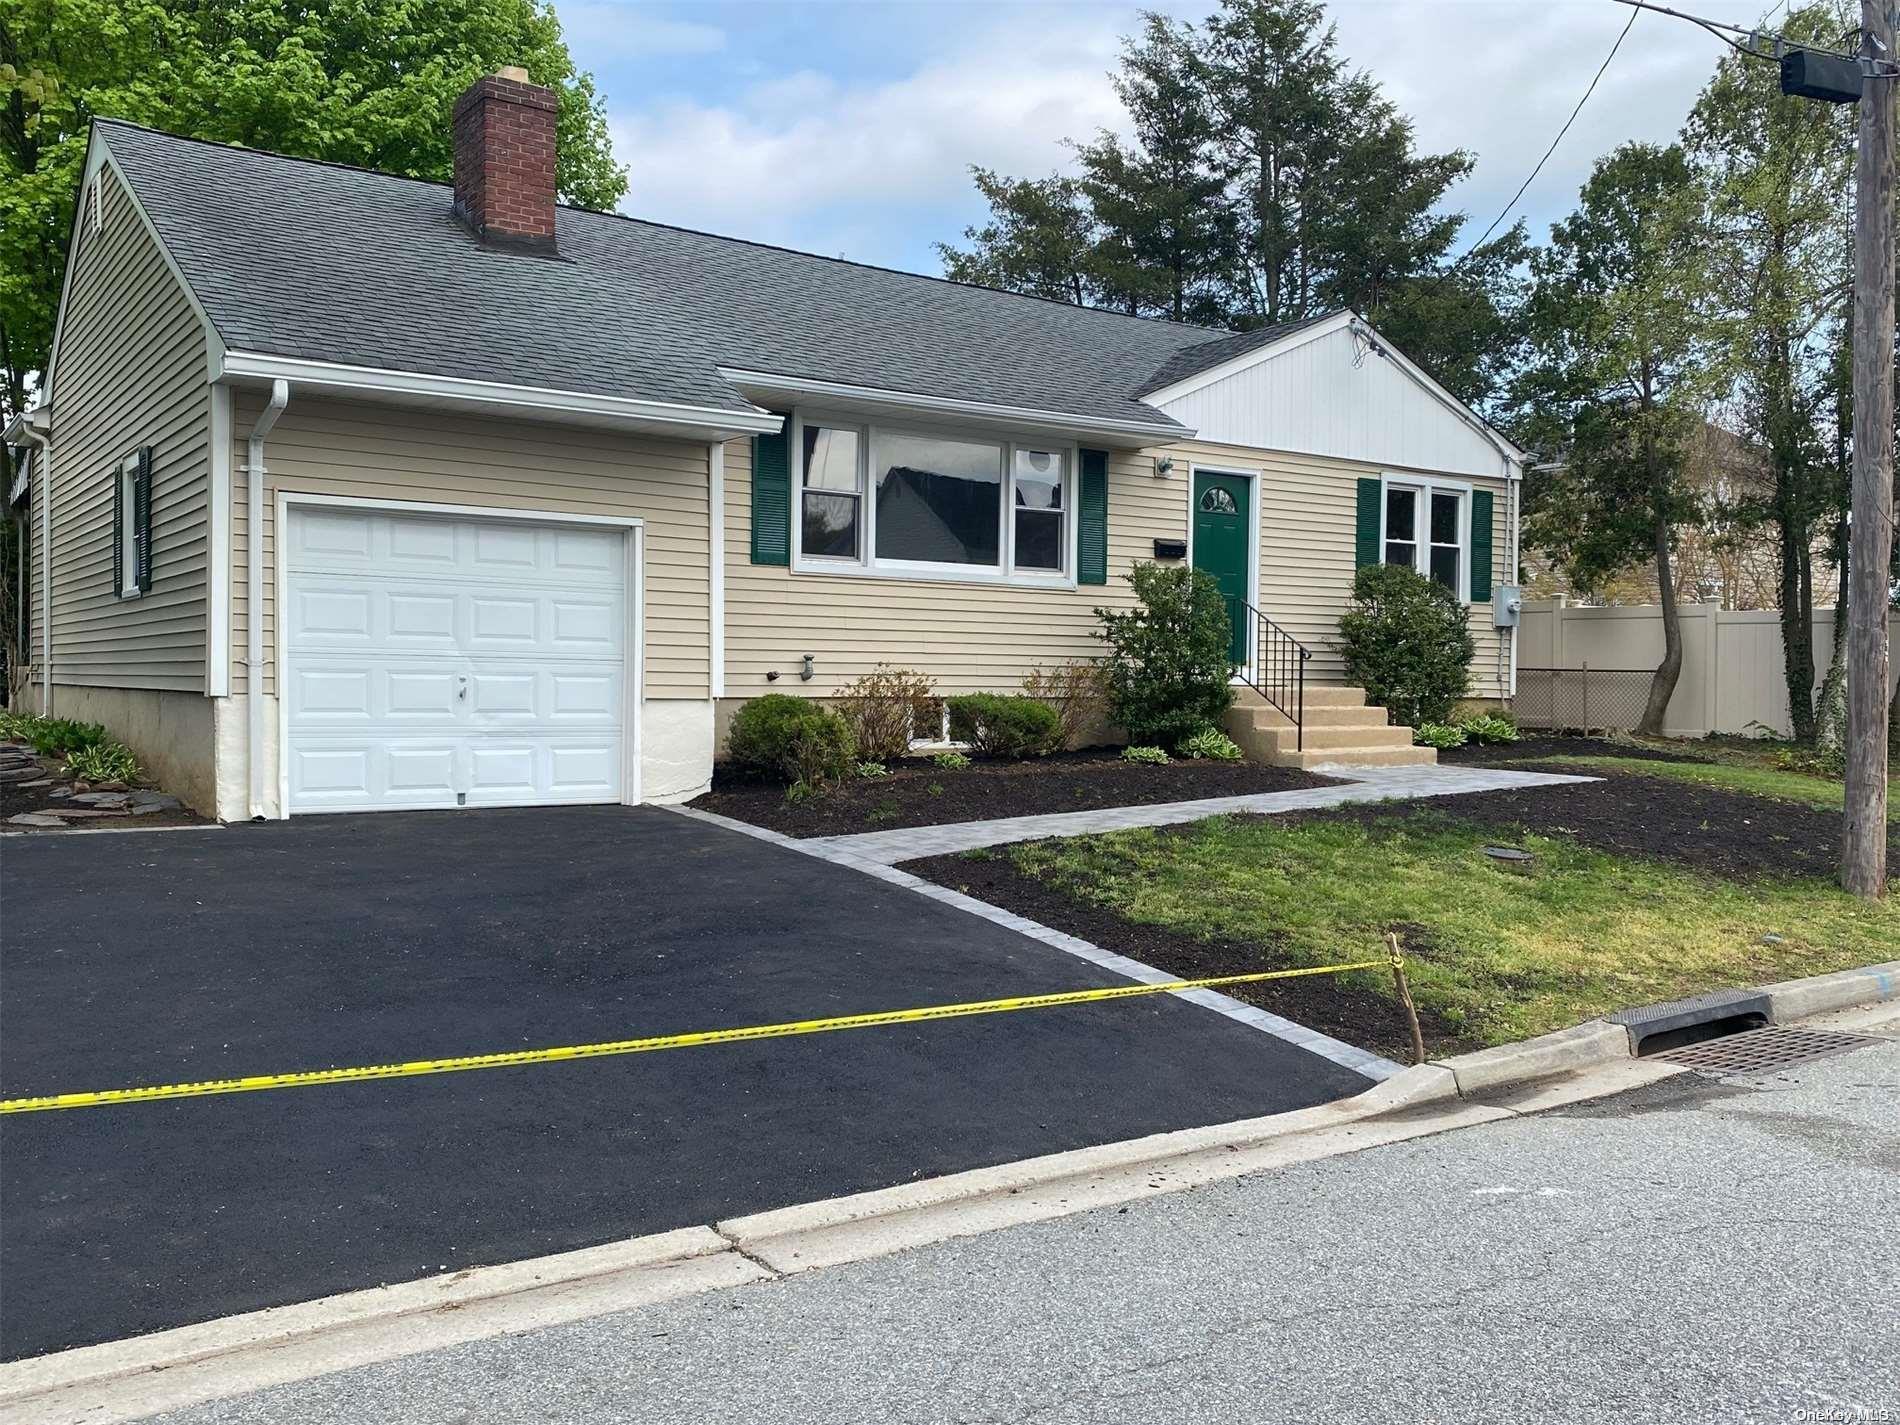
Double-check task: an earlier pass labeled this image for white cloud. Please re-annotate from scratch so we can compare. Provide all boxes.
[605,9,1127,251]
[596,0,1778,266]
[560,4,726,61]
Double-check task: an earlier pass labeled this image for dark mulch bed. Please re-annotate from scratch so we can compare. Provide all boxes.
[0,744,206,833]
[1262,766,1887,882]
[1438,734,1699,767]
[906,848,1470,1059]
[689,750,1337,838]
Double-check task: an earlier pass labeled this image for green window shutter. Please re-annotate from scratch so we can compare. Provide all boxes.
[1354,478,1381,569]
[1469,489,1493,604]
[111,461,125,597]
[1077,449,1108,586]
[750,426,790,566]
[134,446,154,593]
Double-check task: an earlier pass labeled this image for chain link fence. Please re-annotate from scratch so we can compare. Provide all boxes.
[1515,667,1655,732]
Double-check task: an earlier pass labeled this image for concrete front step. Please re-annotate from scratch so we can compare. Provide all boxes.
[1234,685,1368,711]
[1233,702,1388,731]
[1225,682,1431,768]
[1277,744,1439,770]
[1243,721,1416,754]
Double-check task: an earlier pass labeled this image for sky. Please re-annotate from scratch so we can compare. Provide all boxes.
[550,0,1790,277]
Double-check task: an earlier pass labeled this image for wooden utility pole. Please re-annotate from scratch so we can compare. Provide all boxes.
[1844,0,1896,899]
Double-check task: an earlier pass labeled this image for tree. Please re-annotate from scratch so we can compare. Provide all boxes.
[1682,2,1856,744]
[937,0,1523,411]
[0,0,626,427]
[1074,14,1229,323]
[938,169,1100,306]
[1518,143,1719,737]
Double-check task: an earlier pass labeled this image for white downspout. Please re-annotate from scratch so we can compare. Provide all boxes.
[245,380,289,820]
[1507,459,1522,702]
[14,418,53,715]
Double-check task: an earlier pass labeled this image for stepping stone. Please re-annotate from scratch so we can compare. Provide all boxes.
[7,813,67,828]
[47,787,73,800]
[0,768,43,782]
[129,791,180,810]
[17,779,52,789]
[44,808,127,819]
[72,792,133,809]
[130,804,170,816]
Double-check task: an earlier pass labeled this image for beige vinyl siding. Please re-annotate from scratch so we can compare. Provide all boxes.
[722,437,1179,696]
[723,434,1512,703]
[1175,438,1513,700]
[45,166,211,690]
[229,396,712,698]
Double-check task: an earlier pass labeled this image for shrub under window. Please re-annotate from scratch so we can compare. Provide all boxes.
[1096,563,1234,748]
[1336,564,1475,727]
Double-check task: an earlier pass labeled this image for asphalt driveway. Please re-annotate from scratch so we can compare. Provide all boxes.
[0,806,1369,1360]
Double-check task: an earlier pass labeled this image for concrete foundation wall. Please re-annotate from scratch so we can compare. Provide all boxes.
[45,684,216,815]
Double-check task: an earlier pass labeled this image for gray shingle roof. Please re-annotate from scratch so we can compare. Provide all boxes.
[102,121,1322,435]
[1135,310,1340,396]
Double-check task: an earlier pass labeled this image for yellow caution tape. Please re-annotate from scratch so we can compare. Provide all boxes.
[0,958,1389,1115]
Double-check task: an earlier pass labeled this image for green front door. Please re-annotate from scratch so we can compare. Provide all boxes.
[1192,471,1250,666]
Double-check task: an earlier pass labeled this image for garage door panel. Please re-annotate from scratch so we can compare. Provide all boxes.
[286,507,628,815]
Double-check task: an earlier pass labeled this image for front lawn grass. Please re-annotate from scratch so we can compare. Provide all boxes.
[1532,754,1892,819]
[1007,810,1895,1050]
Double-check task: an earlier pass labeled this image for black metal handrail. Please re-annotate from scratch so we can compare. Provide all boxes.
[1235,598,1312,750]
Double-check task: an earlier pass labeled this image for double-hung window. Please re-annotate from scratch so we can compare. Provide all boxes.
[113,448,153,598]
[1382,477,1468,599]
[793,412,1072,583]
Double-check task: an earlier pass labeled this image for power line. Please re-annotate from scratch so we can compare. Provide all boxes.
[1441,5,1639,281]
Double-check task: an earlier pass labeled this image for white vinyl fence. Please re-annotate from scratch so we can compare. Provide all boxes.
[1516,598,1899,739]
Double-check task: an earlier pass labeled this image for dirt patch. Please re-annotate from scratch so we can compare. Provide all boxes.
[689,750,1336,838]
[1264,764,1884,881]
[905,848,1469,1060]
[0,742,207,833]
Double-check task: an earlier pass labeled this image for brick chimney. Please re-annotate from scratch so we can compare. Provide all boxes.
[451,66,558,252]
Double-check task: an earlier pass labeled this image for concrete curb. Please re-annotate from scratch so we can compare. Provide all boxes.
[1429,1019,1631,1096]
[1759,960,1899,1023]
[0,1229,762,1425]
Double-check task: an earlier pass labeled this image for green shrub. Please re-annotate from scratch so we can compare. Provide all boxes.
[1412,722,1467,749]
[20,717,109,759]
[1336,564,1475,727]
[1096,564,1235,747]
[931,750,971,771]
[946,693,1060,758]
[0,710,44,742]
[1455,711,1519,745]
[726,694,857,786]
[1176,727,1242,761]
[1121,745,1170,765]
[837,665,938,762]
[855,760,889,779]
[65,741,141,783]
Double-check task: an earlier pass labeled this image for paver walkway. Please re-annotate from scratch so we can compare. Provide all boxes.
[807,762,1600,865]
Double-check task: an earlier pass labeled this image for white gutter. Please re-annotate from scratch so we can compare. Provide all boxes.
[6,409,54,715]
[218,352,781,439]
[716,367,1194,447]
[245,379,289,819]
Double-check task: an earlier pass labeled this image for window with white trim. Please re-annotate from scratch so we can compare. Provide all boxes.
[1381,477,1468,599]
[793,412,1072,583]
[117,456,143,597]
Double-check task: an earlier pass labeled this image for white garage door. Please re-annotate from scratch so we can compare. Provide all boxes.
[284,505,629,814]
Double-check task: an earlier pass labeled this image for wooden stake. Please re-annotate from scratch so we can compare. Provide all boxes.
[1386,932,1427,1066]
[1844,0,1895,899]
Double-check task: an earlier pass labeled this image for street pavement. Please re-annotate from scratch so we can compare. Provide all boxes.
[144,1015,1900,1424]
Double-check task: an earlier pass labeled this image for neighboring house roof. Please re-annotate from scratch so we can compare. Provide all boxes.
[100,121,1339,439]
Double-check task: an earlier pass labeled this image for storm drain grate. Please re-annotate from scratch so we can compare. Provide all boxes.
[1655,1025,1882,1076]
